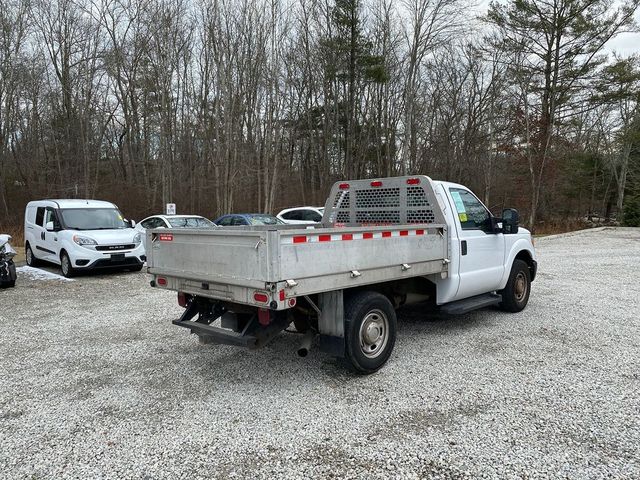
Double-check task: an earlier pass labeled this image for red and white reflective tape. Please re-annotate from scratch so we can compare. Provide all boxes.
[281,229,426,245]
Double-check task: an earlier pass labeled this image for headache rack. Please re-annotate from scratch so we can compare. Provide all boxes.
[322,175,446,227]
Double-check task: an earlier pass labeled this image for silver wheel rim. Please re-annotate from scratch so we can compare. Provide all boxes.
[61,255,69,275]
[26,247,32,265]
[359,309,389,359]
[514,272,527,302]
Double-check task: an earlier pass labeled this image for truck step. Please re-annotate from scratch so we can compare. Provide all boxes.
[172,319,258,348]
[440,293,502,315]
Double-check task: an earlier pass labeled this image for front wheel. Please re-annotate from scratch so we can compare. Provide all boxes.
[60,252,75,278]
[343,291,397,374]
[499,259,531,312]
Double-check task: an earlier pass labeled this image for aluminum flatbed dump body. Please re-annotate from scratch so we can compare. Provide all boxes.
[147,224,448,308]
[146,176,449,310]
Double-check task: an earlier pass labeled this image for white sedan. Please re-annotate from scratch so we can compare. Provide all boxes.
[136,215,216,230]
[276,207,324,225]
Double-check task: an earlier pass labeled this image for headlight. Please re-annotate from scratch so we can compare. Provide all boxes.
[73,235,97,246]
[133,233,142,244]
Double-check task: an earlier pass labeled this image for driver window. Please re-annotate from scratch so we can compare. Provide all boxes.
[283,211,302,221]
[449,188,492,233]
[146,218,165,229]
[44,208,60,229]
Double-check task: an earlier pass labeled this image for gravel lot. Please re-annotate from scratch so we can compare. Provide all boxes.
[1,227,639,479]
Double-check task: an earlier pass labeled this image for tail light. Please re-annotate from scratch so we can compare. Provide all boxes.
[258,308,271,326]
[339,183,350,190]
[253,292,269,304]
[406,178,420,185]
[370,181,382,187]
[177,292,189,308]
[157,277,167,286]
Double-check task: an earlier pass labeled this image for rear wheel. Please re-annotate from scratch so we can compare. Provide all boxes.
[25,243,40,267]
[60,251,75,278]
[343,291,397,374]
[499,259,531,312]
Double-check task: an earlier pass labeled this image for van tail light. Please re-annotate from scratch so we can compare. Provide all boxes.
[157,277,167,286]
[339,183,350,190]
[370,181,383,187]
[406,178,420,185]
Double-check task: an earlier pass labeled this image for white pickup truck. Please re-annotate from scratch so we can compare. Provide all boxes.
[147,176,536,373]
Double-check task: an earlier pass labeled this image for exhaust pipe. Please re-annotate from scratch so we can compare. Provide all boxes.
[297,330,316,357]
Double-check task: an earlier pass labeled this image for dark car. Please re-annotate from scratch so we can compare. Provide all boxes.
[213,213,285,226]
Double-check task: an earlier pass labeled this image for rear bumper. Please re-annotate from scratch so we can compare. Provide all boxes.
[0,260,16,286]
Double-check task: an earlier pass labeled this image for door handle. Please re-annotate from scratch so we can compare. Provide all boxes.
[461,240,467,256]
[41,231,45,241]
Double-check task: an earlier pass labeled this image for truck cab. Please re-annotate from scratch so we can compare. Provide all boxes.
[433,181,536,305]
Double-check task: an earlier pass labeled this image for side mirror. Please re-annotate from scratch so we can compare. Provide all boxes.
[130,220,136,228]
[46,221,55,232]
[502,208,519,234]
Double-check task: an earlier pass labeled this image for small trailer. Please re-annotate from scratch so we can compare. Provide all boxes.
[147,176,536,373]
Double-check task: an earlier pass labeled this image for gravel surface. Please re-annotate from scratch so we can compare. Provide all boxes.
[1,227,639,479]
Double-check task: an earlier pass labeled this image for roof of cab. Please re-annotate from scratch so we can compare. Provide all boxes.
[26,199,117,209]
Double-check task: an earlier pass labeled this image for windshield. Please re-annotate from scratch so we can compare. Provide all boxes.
[59,208,128,230]
[167,217,215,228]
[249,215,284,225]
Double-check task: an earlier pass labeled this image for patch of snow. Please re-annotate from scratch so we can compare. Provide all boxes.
[16,266,74,282]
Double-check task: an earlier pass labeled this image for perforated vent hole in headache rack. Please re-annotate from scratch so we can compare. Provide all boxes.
[407,210,436,223]
[355,188,400,208]
[407,186,430,207]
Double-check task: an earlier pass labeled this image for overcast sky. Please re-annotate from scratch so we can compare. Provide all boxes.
[473,1,640,57]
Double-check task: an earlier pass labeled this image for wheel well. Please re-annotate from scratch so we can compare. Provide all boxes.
[514,250,536,281]
[344,276,437,309]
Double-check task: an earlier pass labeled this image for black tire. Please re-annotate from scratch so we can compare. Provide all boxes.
[343,291,397,374]
[499,259,531,313]
[25,243,40,267]
[60,251,75,278]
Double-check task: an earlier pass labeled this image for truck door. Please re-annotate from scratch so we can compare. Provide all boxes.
[448,187,505,299]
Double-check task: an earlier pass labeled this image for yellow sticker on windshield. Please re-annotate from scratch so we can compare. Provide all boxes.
[458,213,468,222]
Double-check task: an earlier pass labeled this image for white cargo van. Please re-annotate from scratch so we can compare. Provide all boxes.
[24,199,145,277]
